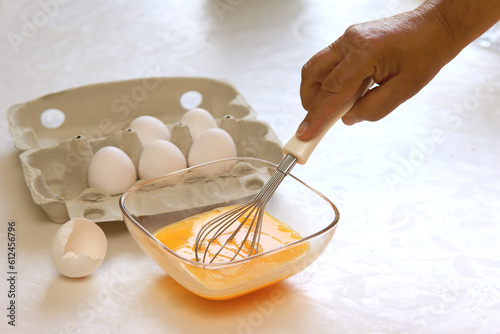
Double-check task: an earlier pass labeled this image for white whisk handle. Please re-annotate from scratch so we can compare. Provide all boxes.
[283,77,373,165]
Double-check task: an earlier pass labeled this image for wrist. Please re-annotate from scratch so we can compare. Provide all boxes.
[417,0,500,48]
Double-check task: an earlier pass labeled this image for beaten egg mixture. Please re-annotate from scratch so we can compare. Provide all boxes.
[154,206,310,298]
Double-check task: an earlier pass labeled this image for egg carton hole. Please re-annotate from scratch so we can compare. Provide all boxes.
[180,90,203,110]
[40,108,66,129]
[84,207,106,220]
[244,177,265,191]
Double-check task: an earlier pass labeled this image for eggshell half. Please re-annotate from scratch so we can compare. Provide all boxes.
[181,108,217,140]
[88,146,137,195]
[51,218,107,278]
[129,115,170,145]
[138,139,187,180]
[188,128,237,175]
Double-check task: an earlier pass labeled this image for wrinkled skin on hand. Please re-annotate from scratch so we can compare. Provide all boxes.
[297,0,500,140]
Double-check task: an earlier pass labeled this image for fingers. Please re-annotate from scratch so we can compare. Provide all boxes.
[298,72,417,139]
[300,44,344,112]
[341,75,418,125]
[340,85,394,126]
[298,47,374,140]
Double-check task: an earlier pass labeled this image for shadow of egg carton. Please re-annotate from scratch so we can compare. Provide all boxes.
[7,77,284,223]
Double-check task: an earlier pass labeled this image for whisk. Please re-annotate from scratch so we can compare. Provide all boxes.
[194,78,373,263]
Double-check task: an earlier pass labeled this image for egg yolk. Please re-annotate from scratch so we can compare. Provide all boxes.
[155,206,305,263]
[153,206,310,298]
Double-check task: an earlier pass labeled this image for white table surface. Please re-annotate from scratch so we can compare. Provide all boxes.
[1,1,500,333]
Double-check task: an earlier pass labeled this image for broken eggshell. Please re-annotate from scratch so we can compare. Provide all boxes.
[51,218,107,278]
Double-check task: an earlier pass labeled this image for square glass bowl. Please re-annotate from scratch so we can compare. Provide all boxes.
[120,158,339,300]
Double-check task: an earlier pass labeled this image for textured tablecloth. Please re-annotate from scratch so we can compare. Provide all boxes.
[1,1,499,333]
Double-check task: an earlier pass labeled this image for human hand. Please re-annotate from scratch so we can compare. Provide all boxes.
[297,7,462,140]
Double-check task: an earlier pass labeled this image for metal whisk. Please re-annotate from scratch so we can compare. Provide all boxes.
[194,78,373,263]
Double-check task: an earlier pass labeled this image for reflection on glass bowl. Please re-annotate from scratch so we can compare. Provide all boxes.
[120,157,339,300]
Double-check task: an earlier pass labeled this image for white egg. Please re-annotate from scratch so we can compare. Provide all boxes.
[51,218,107,278]
[188,128,237,175]
[129,115,170,145]
[88,146,137,195]
[181,108,217,140]
[138,139,187,180]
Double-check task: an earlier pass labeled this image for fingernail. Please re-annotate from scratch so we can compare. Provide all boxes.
[343,115,357,125]
[296,122,308,136]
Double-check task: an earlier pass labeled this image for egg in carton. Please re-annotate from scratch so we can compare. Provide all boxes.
[7,77,284,223]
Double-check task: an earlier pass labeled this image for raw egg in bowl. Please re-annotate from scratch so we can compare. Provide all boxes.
[119,158,339,300]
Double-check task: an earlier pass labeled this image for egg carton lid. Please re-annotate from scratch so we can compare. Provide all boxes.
[7,76,257,151]
[7,77,285,223]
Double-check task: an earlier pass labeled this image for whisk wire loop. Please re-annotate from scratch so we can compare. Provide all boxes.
[194,155,298,263]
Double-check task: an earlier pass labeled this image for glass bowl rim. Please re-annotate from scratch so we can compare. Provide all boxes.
[119,157,340,269]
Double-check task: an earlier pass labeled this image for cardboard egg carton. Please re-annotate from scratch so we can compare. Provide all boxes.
[7,77,284,223]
